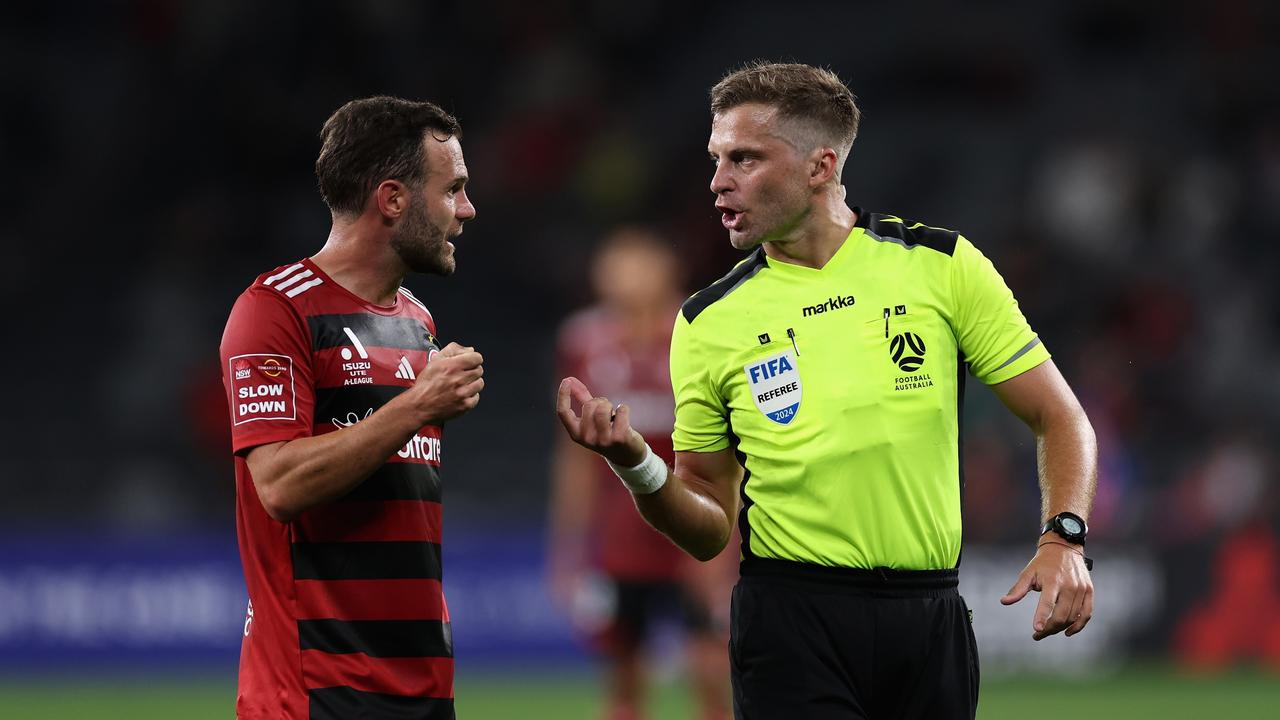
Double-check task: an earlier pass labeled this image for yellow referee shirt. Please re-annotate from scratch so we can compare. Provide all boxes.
[671,209,1049,570]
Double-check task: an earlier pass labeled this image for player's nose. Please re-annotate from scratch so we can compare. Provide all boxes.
[457,192,476,221]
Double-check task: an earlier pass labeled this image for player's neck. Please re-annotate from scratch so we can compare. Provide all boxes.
[762,197,857,270]
[312,222,407,307]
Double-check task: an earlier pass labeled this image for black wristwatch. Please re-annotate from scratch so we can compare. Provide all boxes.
[1041,511,1088,546]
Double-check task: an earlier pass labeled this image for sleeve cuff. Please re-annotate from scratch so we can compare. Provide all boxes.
[232,428,311,456]
[981,341,1051,385]
[672,436,732,453]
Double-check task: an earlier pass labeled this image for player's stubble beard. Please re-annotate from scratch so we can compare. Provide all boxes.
[391,194,455,276]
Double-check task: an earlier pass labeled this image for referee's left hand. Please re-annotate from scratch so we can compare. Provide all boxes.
[1000,542,1094,641]
[556,376,647,467]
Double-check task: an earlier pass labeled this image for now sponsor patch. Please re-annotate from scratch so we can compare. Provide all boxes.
[229,353,297,425]
[744,349,801,425]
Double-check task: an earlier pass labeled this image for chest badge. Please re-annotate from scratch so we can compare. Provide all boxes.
[744,350,802,425]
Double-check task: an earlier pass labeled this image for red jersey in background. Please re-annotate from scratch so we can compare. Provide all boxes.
[557,306,687,581]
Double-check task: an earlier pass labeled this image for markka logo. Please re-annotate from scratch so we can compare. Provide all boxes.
[744,350,802,425]
[802,295,855,317]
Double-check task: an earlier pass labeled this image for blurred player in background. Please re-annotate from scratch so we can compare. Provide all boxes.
[558,63,1097,719]
[220,97,481,720]
[549,228,734,720]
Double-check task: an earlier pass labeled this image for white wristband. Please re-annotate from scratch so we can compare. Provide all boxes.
[606,444,668,495]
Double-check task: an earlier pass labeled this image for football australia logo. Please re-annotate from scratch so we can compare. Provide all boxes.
[745,350,801,425]
[890,332,934,391]
[890,332,926,371]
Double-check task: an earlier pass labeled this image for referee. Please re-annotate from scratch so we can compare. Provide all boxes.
[556,62,1097,720]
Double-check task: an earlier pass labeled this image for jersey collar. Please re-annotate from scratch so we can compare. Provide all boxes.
[761,223,863,276]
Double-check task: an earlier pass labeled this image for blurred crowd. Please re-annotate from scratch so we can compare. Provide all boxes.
[2,0,1277,665]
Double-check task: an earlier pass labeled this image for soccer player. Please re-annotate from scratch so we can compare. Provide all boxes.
[548,228,733,720]
[556,62,1098,719]
[220,97,482,720]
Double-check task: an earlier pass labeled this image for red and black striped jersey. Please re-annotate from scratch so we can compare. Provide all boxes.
[220,258,454,720]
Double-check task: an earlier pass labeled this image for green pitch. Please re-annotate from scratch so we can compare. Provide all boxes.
[0,667,1274,719]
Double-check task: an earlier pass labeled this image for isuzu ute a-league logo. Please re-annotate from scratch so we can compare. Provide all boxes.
[745,350,802,425]
[890,331,933,391]
[339,327,375,386]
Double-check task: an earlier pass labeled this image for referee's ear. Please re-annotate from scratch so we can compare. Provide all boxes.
[808,147,839,189]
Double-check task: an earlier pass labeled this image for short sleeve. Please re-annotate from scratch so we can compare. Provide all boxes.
[669,312,731,453]
[950,236,1051,384]
[220,287,315,454]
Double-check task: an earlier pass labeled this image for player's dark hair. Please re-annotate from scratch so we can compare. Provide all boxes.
[710,61,860,162]
[316,96,462,216]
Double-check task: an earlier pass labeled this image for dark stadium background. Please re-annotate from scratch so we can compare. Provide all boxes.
[2,1,1278,717]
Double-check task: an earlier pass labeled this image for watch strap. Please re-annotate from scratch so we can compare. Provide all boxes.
[1041,512,1088,546]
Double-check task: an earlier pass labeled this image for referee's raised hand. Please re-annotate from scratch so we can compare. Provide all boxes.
[556,376,647,467]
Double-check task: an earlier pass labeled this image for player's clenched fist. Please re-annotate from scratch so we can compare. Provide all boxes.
[556,376,647,467]
[409,342,484,423]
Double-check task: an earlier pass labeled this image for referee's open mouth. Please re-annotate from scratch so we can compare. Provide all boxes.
[717,203,744,231]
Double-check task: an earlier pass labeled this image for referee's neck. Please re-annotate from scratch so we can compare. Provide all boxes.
[762,202,857,270]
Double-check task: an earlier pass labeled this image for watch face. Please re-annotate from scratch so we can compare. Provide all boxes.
[1061,517,1083,535]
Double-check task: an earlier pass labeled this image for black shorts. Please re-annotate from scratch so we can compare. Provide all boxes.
[592,578,718,655]
[730,559,979,720]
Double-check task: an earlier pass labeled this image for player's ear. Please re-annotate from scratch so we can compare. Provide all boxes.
[373,179,408,221]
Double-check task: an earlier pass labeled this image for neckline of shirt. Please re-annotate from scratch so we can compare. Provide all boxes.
[300,257,405,316]
[761,225,865,276]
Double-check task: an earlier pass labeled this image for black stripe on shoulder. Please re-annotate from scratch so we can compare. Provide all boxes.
[309,687,454,720]
[299,619,453,658]
[681,247,768,323]
[292,541,442,580]
[856,208,959,256]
